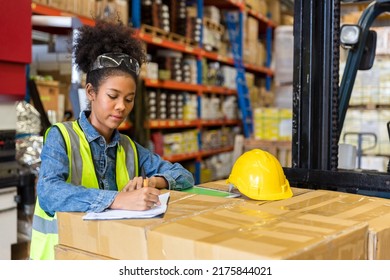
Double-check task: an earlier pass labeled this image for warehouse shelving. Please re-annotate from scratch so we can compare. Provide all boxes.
[163,151,200,162]
[144,79,201,91]
[30,0,276,184]
[147,119,199,129]
[31,2,95,26]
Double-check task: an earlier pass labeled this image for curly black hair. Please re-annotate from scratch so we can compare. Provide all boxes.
[73,19,146,89]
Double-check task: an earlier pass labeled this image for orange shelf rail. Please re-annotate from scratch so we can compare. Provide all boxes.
[247,9,277,28]
[201,85,237,95]
[31,3,95,26]
[204,0,244,10]
[201,120,241,126]
[202,50,273,76]
[244,63,274,76]
[148,119,200,129]
[201,146,235,157]
[144,79,202,92]
[163,151,200,162]
[137,32,201,56]
[118,121,132,131]
[201,50,234,65]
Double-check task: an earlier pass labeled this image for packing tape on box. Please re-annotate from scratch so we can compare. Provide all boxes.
[149,204,368,259]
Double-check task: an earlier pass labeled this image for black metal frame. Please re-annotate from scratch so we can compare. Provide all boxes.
[285,0,390,196]
[291,0,340,171]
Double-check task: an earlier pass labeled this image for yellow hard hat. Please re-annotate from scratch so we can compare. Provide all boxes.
[227,149,292,200]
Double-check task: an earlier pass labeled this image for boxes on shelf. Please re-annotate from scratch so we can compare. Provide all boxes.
[253,107,292,141]
[34,80,64,123]
[254,107,279,140]
[266,189,390,260]
[203,17,225,52]
[33,0,47,4]
[183,93,198,121]
[95,0,128,24]
[245,0,267,15]
[147,202,367,259]
[266,0,281,25]
[47,0,67,10]
[243,138,292,167]
[244,16,259,43]
[163,130,198,157]
[145,62,159,80]
[201,152,235,182]
[274,25,294,85]
[274,84,292,108]
[278,109,293,141]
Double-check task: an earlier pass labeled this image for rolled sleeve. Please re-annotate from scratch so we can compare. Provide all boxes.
[136,143,194,190]
[88,190,118,212]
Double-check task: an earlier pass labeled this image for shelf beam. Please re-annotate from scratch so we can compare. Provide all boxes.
[31,3,95,27]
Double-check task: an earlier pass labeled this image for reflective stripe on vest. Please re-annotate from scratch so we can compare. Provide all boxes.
[30,120,138,260]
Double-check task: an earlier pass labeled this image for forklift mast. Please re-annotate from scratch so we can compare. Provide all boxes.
[283,0,390,197]
[339,0,390,132]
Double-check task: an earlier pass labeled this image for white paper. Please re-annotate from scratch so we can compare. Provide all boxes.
[83,192,170,220]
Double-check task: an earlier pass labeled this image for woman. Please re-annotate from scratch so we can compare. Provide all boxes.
[30,20,194,260]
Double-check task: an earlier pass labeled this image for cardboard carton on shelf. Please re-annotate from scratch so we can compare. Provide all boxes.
[265,189,390,260]
[147,202,368,260]
[57,190,244,260]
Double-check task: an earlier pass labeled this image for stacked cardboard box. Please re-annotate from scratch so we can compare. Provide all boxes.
[265,189,390,260]
[241,2,267,67]
[34,80,63,122]
[148,203,367,259]
[245,0,267,15]
[56,185,386,260]
[253,107,293,141]
[57,191,243,260]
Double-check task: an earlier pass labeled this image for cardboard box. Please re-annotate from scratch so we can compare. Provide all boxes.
[148,203,368,260]
[266,0,281,25]
[57,191,243,259]
[32,0,47,4]
[266,190,390,259]
[34,80,60,115]
[47,0,67,10]
[55,244,114,260]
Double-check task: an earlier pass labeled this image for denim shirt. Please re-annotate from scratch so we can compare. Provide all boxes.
[37,111,194,215]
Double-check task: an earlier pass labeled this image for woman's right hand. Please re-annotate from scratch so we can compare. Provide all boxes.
[109,187,161,211]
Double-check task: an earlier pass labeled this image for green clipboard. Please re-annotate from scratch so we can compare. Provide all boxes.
[182,186,241,198]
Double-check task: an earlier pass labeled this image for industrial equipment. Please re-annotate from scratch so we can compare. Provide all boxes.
[284,0,390,198]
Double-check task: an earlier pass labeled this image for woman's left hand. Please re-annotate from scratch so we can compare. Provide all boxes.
[122,176,144,192]
[122,176,168,192]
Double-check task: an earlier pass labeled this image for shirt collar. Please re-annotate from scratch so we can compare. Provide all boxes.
[78,110,121,145]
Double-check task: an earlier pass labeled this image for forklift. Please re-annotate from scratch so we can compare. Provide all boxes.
[283,0,390,198]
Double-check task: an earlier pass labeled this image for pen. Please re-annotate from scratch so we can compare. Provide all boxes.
[141,167,148,188]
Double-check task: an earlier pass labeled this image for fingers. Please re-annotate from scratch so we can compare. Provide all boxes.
[116,182,162,210]
[140,186,161,207]
[122,176,144,192]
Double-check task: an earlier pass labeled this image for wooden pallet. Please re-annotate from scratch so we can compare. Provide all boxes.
[203,17,225,34]
[141,24,198,47]
[140,24,169,40]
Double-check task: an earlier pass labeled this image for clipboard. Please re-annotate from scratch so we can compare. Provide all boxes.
[182,186,241,198]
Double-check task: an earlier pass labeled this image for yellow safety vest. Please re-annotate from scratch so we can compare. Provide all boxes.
[30,120,138,260]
